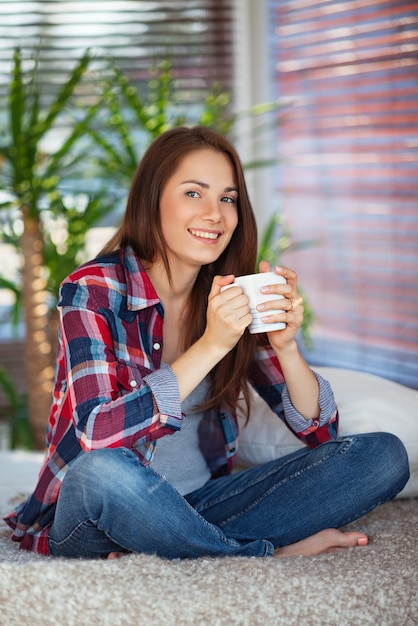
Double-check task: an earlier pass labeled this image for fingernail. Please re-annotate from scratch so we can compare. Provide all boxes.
[257,304,266,311]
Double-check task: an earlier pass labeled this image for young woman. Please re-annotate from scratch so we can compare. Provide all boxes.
[5,126,409,559]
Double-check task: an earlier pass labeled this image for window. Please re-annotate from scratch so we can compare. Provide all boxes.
[268,0,418,388]
[0,1,234,105]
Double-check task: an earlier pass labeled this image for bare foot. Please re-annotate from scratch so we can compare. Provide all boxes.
[106,551,128,560]
[274,529,368,558]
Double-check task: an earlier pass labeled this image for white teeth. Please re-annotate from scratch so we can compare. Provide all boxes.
[190,229,219,240]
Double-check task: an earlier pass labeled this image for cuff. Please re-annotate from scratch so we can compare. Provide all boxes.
[143,366,183,430]
[281,370,337,433]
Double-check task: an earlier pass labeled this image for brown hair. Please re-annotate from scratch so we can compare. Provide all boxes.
[101,126,258,417]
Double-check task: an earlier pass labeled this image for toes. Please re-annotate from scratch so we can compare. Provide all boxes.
[342,531,368,548]
[107,551,126,560]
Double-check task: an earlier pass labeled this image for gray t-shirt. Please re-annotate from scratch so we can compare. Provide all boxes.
[151,376,211,495]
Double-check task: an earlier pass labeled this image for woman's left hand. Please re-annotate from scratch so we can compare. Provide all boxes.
[258,260,304,352]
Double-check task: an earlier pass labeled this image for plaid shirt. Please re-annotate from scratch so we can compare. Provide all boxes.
[4,246,338,555]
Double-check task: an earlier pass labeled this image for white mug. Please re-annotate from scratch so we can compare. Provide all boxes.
[221,271,287,334]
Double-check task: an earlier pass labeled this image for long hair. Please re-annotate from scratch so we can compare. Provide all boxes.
[101,126,258,418]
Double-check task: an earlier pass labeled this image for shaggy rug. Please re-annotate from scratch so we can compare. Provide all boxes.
[0,454,417,626]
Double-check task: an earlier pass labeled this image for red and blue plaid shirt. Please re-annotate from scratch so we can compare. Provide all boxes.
[4,246,338,555]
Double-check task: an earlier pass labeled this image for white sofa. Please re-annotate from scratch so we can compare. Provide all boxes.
[237,367,418,498]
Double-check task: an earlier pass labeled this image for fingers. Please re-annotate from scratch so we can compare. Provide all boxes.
[209,269,302,337]
[258,260,297,285]
[258,260,271,274]
[285,292,304,314]
[206,275,252,347]
[255,263,305,346]
[258,261,297,282]
[264,292,303,314]
[208,274,235,300]
[256,264,303,315]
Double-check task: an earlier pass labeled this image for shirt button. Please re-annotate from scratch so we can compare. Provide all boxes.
[153,342,161,350]
[129,380,137,388]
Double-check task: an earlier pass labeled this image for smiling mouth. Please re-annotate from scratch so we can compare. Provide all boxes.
[188,229,221,240]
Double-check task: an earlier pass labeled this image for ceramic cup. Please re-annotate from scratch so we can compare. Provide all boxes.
[221,271,287,334]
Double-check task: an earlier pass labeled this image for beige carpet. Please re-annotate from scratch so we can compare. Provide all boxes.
[1,452,417,626]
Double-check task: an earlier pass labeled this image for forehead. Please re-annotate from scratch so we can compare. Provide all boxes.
[173,148,236,180]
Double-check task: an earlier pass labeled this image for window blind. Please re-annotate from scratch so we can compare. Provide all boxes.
[268,0,418,388]
[0,0,234,109]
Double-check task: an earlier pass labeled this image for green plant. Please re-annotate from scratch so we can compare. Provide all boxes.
[88,59,237,188]
[0,368,32,449]
[0,47,109,448]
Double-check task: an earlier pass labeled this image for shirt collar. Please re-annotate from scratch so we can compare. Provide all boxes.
[122,246,161,311]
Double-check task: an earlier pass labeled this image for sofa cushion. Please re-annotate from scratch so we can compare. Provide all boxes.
[237,367,418,498]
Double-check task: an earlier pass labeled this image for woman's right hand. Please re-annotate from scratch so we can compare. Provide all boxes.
[171,275,251,401]
[204,275,252,355]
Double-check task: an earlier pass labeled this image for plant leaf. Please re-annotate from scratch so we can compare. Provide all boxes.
[35,50,91,139]
[45,97,104,176]
[9,48,25,149]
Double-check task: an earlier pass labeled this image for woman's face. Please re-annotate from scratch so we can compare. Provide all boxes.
[159,148,239,273]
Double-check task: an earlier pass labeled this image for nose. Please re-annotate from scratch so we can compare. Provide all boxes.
[203,198,222,222]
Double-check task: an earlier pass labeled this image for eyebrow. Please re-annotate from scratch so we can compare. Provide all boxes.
[180,179,238,193]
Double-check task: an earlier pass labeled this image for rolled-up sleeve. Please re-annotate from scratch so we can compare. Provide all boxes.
[281,370,338,435]
[249,344,339,447]
[144,366,183,430]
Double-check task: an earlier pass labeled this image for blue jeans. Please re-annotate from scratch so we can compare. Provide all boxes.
[48,432,409,559]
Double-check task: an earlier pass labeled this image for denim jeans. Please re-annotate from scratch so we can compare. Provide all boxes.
[48,432,409,559]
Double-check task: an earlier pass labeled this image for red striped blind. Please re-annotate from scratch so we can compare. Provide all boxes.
[268,0,418,388]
